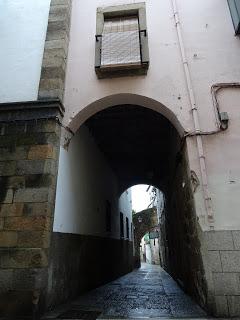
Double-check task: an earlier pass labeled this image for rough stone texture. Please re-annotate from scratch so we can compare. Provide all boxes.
[159,145,207,311]
[204,230,234,250]
[0,146,27,161]
[212,272,240,295]
[0,161,16,176]
[0,218,4,230]
[42,264,206,319]
[232,230,240,250]
[228,296,240,317]
[18,231,50,248]
[16,159,56,175]
[23,203,53,217]
[221,250,240,272]
[4,216,51,232]
[0,203,24,217]
[0,231,18,247]
[12,268,48,290]
[38,0,72,100]
[206,251,222,272]
[214,296,229,317]
[156,142,240,317]
[28,145,55,160]
[14,188,49,203]
[0,189,14,204]
[0,270,13,293]
[0,248,48,269]
[46,232,134,310]
[0,101,63,318]
[133,208,158,267]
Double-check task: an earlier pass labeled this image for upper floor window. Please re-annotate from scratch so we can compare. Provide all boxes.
[101,16,141,67]
[228,0,240,34]
[95,3,149,78]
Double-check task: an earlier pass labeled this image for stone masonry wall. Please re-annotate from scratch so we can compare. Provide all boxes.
[159,143,240,317]
[47,232,133,309]
[200,229,240,317]
[38,0,72,100]
[133,208,158,268]
[0,101,63,318]
[159,145,208,311]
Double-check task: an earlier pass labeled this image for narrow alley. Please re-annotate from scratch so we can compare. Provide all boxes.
[41,264,206,319]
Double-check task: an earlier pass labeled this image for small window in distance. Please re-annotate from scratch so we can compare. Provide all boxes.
[120,212,124,238]
[106,200,111,232]
[126,217,129,239]
[228,0,240,34]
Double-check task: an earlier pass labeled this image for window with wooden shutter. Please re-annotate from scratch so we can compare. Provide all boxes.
[95,3,149,78]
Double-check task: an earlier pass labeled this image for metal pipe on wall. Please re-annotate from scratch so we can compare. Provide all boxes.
[170,0,214,226]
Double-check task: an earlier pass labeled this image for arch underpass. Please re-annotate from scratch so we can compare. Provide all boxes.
[0,99,208,318]
[82,104,205,306]
[47,103,206,313]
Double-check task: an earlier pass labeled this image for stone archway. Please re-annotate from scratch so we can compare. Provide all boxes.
[132,207,159,268]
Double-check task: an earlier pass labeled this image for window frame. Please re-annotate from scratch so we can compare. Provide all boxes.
[228,0,240,35]
[120,212,124,239]
[95,2,149,78]
[126,216,129,239]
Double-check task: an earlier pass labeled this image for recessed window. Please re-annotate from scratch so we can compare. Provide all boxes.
[228,0,240,34]
[95,3,149,78]
[126,217,129,239]
[120,212,124,238]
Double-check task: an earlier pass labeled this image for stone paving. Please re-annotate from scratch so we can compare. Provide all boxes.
[42,263,207,319]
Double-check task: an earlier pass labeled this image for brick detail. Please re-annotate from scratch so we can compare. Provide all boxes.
[4,216,51,232]
[0,204,24,217]
[0,189,14,204]
[14,188,49,203]
[0,162,16,176]
[0,101,63,316]
[28,145,55,160]
[16,159,56,176]
[0,232,18,247]
[38,0,72,100]
[22,203,53,217]
[0,270,13,293]
[212,272,240,295]
[0,249,48,268]
[204,230,234,250]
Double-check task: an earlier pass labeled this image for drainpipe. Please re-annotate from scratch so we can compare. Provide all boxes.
[170,0,214,226]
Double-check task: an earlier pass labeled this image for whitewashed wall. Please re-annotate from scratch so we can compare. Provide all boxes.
[0,0,50,102]
[54,125,132,239]
[119,190,133,240]
[63,0,240,231]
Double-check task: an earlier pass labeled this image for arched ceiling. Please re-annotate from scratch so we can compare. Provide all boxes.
[85,105,181,193]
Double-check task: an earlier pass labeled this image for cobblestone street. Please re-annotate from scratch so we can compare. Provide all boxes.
[42,263,207,319]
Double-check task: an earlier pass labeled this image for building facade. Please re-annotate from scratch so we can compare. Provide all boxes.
[0,0,240,317]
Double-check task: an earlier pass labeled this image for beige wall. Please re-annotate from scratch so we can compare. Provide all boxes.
[62,0,240,231]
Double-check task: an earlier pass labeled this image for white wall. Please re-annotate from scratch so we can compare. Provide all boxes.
[119,189,133,240]
[54,125,132,239]
[0,0,50,103]
[63,0,240,231]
